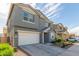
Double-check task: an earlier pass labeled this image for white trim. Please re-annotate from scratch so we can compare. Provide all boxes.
[43,27,50,32]
[50,32,55,40]
[42,32,44,43]
[22,20,35,24]
[17,30,40,33]
[13,28,14,46]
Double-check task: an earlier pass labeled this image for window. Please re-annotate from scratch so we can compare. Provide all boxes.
[23,12,34,23]
[45,23,48,27]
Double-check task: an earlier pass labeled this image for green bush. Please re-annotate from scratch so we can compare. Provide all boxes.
[14,47,17,52]
[56,39,62,42]
[54,37,64,43]
[53,37,72,47]
[0,43,14,56]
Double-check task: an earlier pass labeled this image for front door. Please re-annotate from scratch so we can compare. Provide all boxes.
[44,32,49,43]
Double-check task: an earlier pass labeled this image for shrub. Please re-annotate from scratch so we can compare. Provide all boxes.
[13,47,17,52]
[53,37,73,48]
[0,43,14,56]
[56,39,62,42]
[54,37,64,43]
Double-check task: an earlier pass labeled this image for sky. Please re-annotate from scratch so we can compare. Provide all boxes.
[56,4,79,29]
[51,3,79,34]
[0,3,79,35]
[0,3,11,33]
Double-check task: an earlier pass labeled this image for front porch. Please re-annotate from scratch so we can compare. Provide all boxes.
[41,27,55,44]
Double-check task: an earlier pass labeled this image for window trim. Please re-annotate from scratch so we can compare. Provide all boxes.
[23,11,35,23]
[22,19,35,24]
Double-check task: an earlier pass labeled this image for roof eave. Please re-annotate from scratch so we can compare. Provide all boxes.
[6,3,14,25]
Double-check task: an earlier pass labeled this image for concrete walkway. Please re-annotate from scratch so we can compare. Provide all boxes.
[59,43,79,56]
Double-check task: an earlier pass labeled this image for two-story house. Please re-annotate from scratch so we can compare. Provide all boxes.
[7,3,55,47]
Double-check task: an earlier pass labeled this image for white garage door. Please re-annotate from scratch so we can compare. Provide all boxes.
[18,30,40,45]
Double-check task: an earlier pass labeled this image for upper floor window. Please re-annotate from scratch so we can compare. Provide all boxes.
[23,12,34,23]
[45,23,48,27]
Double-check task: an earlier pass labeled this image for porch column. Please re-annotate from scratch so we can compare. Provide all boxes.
[42,32,44,44]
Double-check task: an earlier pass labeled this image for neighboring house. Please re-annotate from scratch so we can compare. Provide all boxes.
[2,27,8,43]
[69,33,75,39]
[0,33,2,42]
[53,23,69,40]
[0,27,8,43]
[7,3,55,47]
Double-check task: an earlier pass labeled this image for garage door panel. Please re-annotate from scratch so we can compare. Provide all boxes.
[18,31,40,45]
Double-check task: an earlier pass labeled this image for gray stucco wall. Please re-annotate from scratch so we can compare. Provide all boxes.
[11,5,40,30]
[38,18,49,31]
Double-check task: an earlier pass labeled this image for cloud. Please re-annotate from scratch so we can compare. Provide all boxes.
[41,3,55,12]
[0,3,10,28]
[68,26,79,35]
[44,3,61,14]
[0,3,10,34]
[0,13,5,20]
[0,13,7,27]
[47,7,62,17]
[27,3,37,8]
[48,13,59,19]
[0,27,3,33]
[37,3,62,20]
[0,3,10,15]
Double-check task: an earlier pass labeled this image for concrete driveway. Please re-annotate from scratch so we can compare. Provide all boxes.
[19,44,66,56]
[59,43,79,56]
